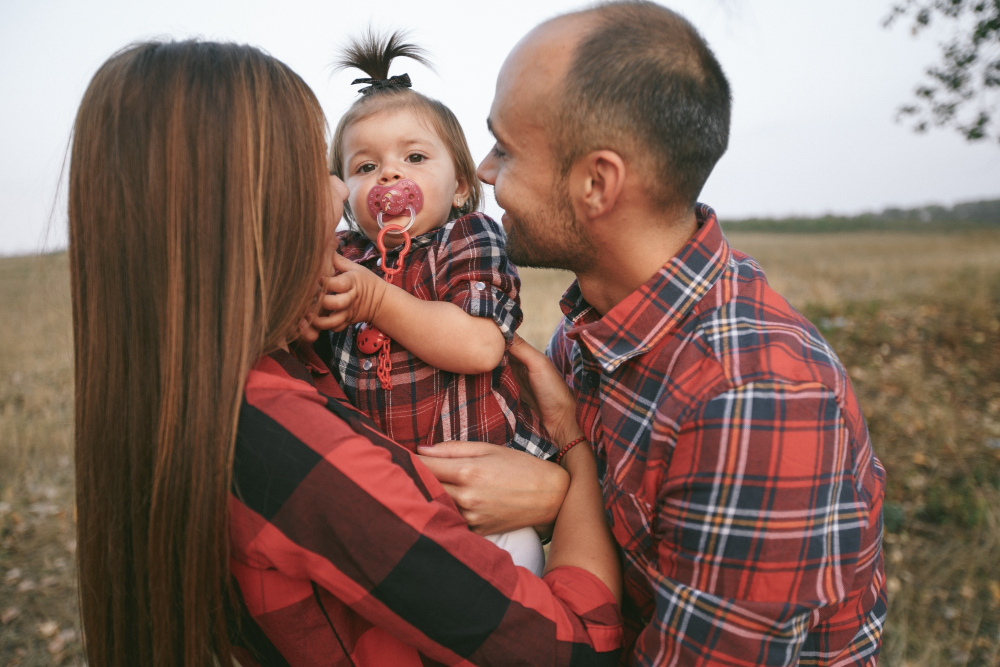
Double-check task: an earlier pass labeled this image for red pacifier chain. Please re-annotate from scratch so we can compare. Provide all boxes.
[356,179,423,390]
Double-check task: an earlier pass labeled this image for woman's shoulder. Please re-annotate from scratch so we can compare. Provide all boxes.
[237,350,407,502]
[240,348,415,463]
[246,349,327,392]
[241,350,353,436]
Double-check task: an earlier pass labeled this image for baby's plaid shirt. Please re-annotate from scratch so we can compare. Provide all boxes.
[318,212,555,459]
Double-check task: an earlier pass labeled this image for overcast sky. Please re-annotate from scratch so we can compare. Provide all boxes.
[2,0,998,255]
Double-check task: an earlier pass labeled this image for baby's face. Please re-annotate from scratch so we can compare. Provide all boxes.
[341,108,468,241]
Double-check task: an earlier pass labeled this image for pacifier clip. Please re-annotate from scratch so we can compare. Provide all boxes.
[356,179,423,390]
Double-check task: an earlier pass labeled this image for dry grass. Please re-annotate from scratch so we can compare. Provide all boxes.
[517,267,576,350]
[795,276,1000,667]
[729,230,1000,308]
[0,253,79,665]
[2,230,999,665]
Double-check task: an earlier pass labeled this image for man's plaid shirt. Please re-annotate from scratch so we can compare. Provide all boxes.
[229,346,622,666]
[320,212,555,458]
[548,205,887,667]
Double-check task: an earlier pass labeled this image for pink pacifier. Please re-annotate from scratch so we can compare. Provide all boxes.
[366,179,424,233]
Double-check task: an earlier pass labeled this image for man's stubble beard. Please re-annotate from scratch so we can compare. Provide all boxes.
[502,179,596,274]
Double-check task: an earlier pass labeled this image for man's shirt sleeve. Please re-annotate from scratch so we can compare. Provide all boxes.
[232,369,623,666]
[630,381,885,667]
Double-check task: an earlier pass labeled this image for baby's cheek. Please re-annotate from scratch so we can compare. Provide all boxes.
[355,217,381,243]
[347,202,378,241]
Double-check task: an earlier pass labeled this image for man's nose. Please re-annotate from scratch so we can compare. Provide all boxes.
[476,154,496,185]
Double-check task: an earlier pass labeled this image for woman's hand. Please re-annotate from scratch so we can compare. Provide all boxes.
[507,335,583,447]
[417,441,569,535]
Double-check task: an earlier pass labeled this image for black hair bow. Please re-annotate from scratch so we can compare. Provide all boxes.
[351,73,412,96]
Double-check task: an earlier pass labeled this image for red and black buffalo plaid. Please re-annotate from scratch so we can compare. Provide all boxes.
[318,212,556,459]
[548,205,887,667]
[229,345,623,666]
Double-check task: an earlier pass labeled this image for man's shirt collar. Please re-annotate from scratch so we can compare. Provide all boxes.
[559,204,730,373]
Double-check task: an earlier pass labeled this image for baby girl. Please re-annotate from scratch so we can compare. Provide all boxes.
[314,32,556,575]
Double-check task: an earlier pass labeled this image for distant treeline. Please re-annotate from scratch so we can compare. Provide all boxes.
[721,198,1000,233]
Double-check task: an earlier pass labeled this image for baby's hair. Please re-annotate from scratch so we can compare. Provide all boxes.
[331,29,482,226]
[334,30,431,83]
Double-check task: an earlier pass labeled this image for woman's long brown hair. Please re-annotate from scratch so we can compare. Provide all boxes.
[69,41,332,666]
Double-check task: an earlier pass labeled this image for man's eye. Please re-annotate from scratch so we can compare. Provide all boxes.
[406,154,425,163]
[357,163,376,174]
[491,144,506,159]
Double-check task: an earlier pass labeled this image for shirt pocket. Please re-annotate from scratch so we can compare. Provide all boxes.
[604,478,657,560]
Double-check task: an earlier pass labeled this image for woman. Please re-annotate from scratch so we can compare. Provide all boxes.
[70,40,621,666]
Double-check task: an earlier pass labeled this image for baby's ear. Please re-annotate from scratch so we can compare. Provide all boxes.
[453,175,471,208]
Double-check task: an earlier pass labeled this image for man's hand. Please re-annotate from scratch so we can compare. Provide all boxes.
[311,253,387,332]
[417,441,569,535]
[508,335,583,447]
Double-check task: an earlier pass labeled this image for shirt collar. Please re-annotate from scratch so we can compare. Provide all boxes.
[277,341,331,377]
[347,225,441,264]
[560,204,730,373]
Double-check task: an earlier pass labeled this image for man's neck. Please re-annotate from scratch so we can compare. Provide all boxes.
[575,207,698,316]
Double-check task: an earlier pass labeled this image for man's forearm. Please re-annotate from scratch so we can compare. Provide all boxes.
[544,442,622,603]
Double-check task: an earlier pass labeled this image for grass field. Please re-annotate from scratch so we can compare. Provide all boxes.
[2,229,1000,665]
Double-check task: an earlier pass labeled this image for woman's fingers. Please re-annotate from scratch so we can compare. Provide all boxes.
[415,453,467,485]
[416,443,491,488]
[435,482,490,533]
[416,440,496,459]
[416,442,569,535]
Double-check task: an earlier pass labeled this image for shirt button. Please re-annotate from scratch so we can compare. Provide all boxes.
[474,281,486,290]
[362,359,373,371]
[583,371,600,392]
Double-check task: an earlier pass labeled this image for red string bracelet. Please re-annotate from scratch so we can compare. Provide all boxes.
[553,436,587,464]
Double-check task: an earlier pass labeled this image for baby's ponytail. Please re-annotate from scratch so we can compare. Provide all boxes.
[334,30,432,96]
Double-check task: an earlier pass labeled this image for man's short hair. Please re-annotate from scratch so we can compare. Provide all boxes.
[555,1,731,210]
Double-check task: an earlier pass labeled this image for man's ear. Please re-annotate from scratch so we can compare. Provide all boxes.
[571,150,627,219]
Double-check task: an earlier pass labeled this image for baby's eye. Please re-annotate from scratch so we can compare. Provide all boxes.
[406,153,426,164]
[356,163,376,174]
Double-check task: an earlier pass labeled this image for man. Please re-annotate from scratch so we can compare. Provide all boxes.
[424,1,887,665]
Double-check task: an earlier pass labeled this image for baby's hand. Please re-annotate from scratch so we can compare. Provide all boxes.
[311,253,388,332]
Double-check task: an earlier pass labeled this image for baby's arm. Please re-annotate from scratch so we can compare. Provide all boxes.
[315,252,505,375]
